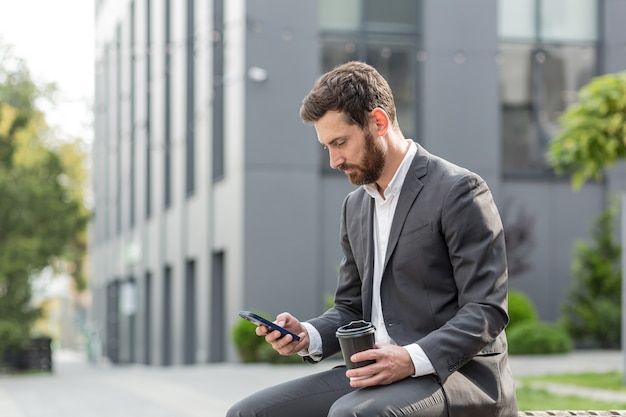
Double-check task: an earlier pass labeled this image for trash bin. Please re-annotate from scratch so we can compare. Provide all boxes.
[27,337,53,372]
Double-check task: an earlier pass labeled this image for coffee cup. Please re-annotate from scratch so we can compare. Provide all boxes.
[335,320,376,376]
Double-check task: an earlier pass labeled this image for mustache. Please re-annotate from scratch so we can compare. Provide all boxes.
[338,163,357,172]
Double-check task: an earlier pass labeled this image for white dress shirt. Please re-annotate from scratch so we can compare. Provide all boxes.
[302,140,435,377]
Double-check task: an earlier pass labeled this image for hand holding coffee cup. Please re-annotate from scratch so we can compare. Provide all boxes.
[335,320,376,380]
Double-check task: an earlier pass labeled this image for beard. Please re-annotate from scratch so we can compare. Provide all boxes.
[340,130,386,186]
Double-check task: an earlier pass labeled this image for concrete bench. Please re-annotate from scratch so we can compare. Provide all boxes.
[519,412,626,416]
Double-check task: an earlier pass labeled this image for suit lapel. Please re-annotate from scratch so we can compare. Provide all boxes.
[361,195,375,322]
[384,145,428,269]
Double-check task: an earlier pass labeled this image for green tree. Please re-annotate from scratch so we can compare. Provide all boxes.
[547,72,626,190]
[546,71,625,350]
[561,201,622,348]
[0,43,89,360]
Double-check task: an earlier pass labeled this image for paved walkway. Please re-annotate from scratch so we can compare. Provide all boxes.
[0,350,624,417]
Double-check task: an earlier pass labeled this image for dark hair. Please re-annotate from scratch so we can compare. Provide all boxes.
[299,61,397,130]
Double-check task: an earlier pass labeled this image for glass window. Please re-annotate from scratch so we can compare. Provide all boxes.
[213,0,225,181]
[539,45,596,134]
[364,0,418,33]
[499,0,598,175]
[500,44,536,172]
[318,0,418,174]
[500,43,596,174]
[499,0,536,41]
[499,0,598,42]
[319,0,361,31]
[366,38,416,139]
[321,35,359,72]
[541,0,597,42]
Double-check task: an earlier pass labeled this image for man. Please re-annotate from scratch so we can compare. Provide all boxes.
[226,61,517,417]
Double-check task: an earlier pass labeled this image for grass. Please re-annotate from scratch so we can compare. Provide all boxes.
[521,371,626,392]
[516,385,626,410]
[516,371,626,411]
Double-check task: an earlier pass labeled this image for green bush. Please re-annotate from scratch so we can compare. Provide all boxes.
[231,311,302,364]
[257,342,303,364]
[508,321,573,355]
[232,313,265,363]
[507,290,538,330]
[561,199,622,349]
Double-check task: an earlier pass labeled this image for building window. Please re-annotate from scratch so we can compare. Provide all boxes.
[162,265,172,366]
[145,0,152,219]
[116,24,122,233]
[144,270,152,365]
[498,0,598,175]
[130,1,136,227]
[185,0,195,196]
[101,46,112,240]
[209,251,225,362]
[184,259,196,364]
[164,0,172,209]
[121,277,137,363]
[318,0,418,173]
[106,280,121,363]
[212,0,225,182]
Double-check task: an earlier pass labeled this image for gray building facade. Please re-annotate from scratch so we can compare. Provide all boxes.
[90,0,626,365]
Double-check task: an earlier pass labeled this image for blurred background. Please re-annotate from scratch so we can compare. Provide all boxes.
[0,0,624,369]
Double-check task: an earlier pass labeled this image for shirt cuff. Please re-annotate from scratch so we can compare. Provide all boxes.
[403,343,436,377]
[297,322,323,362]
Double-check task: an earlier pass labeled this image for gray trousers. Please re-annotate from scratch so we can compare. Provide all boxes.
[225,365,448,417]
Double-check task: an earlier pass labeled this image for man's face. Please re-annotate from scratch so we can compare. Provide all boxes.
[315,111,386,186]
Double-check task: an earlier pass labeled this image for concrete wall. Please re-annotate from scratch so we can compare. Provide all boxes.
[242,0,321,319]
[502,180,605,321]
[418,0,501,196]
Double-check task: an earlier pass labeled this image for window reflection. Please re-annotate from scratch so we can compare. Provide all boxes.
[540,0,597,42]
[319,0,360,32]
[363,0,418,33]
[321,36,359,72]
[366,39,416,138]
[318,0,418,174]
[498,0,598,175]
[500,43,596,173]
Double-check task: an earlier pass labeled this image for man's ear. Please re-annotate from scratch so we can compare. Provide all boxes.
[371,108,389,136]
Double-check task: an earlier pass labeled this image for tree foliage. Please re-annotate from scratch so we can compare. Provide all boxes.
[0,42,89,357]
[546,72,624,349]
[561,200,622,348]
[547,72,626,189]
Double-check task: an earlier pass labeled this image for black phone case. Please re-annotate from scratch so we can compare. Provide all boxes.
[238,311,301,341]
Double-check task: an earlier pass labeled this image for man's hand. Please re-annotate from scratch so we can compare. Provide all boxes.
[345,343,415,387]
[255,312,309,355]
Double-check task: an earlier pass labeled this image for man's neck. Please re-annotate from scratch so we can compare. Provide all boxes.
[375,137,410,195]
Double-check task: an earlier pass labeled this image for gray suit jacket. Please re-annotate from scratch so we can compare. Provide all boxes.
[308,143,517,416]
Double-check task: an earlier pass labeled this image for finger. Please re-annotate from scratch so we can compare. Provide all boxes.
[350,349,379,364]
[346,361,376,378]
[277,334,295,348]
[347,369,379,388]
[255,325,269,336]
[275,312,292,323]
[273,337,298,355]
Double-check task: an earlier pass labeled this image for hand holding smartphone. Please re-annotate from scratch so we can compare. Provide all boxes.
[238,311,301,341]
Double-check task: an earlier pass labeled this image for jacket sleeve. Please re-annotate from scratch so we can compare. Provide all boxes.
[417,173,510,383]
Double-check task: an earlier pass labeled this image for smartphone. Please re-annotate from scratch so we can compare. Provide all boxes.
[238,311,301,341]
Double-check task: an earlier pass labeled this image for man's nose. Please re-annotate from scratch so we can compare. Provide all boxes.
[329,150,345,170]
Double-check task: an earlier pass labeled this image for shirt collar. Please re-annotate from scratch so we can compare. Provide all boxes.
[363,140,417,199]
